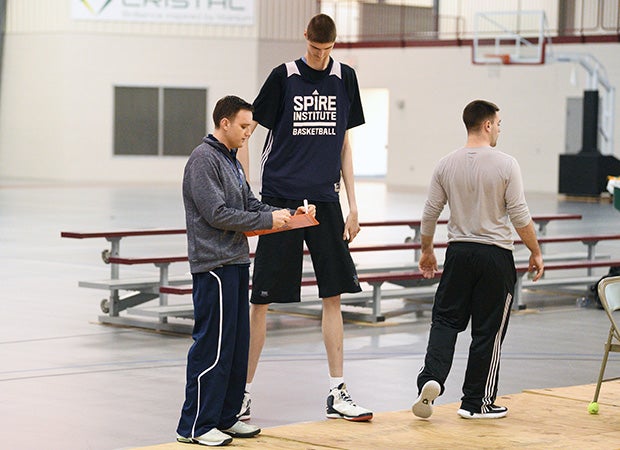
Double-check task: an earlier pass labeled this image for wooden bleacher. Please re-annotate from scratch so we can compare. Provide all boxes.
[157,258,620,323]
[61,213,620,331]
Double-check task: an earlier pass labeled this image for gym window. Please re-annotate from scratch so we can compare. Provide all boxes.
[114,86,207,157]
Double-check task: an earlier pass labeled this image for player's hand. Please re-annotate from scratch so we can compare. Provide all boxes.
[343,211,360,243]
[294,204,316,218]
[418,252,438,279]
[271,209,291,229]
[528,253,544,282]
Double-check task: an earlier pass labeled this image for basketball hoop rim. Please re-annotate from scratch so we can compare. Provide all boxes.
[484,53,512,64]
[471,40,547,66]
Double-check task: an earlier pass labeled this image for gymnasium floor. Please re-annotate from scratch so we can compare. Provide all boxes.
[1,178,619,450]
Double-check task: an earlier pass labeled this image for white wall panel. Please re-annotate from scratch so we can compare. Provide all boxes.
[0,32,259,182]
[5,0,319,39]
[2,0,619,193]
[258,0,316,40]
[6,0,259,38]
[332,42,620,193]
[0,0,321,184]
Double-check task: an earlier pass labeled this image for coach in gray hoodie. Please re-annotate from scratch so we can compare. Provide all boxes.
[176,95,314,447]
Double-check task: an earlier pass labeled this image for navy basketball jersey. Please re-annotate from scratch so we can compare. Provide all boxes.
[257,58,359,202]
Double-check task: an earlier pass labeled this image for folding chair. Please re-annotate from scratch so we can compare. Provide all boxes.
[588,275,620,414]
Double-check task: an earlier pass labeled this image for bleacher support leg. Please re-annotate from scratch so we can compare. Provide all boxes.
[105,237,121,317]
[371,283,383,320]
[156,263,170,324]
[513,276,525,310]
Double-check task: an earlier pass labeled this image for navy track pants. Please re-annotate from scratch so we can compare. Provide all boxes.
[177,264,249,438]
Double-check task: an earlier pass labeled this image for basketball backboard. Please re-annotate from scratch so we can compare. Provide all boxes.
[472,10,549,65]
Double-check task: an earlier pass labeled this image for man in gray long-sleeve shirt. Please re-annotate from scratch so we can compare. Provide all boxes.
[411,100,544,421]
[176,95,314,446]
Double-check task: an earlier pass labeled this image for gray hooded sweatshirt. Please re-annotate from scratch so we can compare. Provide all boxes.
[183,135,276,273]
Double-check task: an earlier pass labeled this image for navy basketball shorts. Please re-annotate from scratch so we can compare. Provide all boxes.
[251,197,361,304]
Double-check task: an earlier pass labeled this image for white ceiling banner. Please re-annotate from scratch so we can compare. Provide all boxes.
[71,0,255,25]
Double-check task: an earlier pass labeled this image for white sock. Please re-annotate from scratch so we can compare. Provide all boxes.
[329,377,344,390]
[245,382,252,393]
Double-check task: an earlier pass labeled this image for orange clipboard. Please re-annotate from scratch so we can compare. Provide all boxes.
[244,214,319,237]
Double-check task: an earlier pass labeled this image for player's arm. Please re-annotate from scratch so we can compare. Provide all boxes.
[341,131,360,242]
[514,220,544,281]
[418,234,438,279]
[418,167,445,279]
[238,65,284,169]
[505,160,544,281]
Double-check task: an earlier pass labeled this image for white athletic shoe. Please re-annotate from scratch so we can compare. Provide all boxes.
[412,380,441,419]
[458,404,508,419]
[326,383,373,421]
[221,420,261,438]
[237,391,251,421]
[176,428,232,446]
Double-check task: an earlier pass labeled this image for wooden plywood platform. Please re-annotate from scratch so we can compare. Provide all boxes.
[135,380,620,449]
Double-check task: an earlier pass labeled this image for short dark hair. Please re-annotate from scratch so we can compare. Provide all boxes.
[306,13,337,43]
[212,95,254,129]
[462,100,499,132]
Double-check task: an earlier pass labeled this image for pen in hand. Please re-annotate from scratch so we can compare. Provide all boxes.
[303,199,309,214]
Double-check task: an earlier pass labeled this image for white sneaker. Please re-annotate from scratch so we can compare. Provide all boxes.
[176,428,232,446]
[412,380,441,419]
[221,420,261,438]
[458,404,508,419]
[326,383,373,421]
[237,391,251,421]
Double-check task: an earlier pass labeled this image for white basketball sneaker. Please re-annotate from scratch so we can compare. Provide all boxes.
[325,383,373,421]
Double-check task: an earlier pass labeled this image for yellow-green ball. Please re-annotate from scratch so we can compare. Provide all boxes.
[588,402,599,414]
